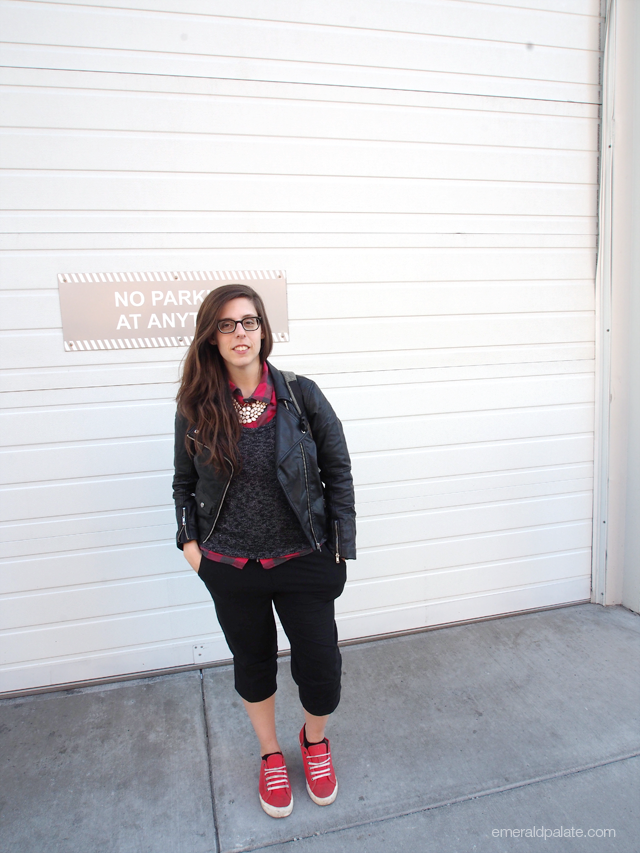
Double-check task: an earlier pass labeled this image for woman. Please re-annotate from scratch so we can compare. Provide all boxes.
[172,283,356,818]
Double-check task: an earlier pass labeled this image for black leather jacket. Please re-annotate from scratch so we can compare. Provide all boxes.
[172,362,356,562]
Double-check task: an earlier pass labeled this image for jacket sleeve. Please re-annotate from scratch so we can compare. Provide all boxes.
[172,411,199,550]
[298,376,357,560]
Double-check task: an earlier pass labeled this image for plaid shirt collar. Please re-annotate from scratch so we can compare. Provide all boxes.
[228,361,272,405]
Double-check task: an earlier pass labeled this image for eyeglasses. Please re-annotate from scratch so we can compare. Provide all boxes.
[217,316,262,334]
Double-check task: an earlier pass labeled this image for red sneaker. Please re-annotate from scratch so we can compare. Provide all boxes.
[258,752,293,818]
[299,726,338,806]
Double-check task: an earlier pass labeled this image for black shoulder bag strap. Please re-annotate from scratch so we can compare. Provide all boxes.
[281,370,312,437]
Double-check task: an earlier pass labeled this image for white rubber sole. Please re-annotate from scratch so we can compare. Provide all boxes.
[306,779,338,806]
[259,793,294,818]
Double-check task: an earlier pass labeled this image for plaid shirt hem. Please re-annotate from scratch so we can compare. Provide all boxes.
[199,544,316,570]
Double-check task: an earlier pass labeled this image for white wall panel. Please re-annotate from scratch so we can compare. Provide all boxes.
[362,521,593,574]
[0,401,175,446]
[1,45,600,104]
[340,550,592,614]
[0,212,598,237]
[353,436,594,486]
[41,0,600,52]
[359,492,592,548]
[357,471,594,517]
[0,177,596,218]
[0,0,599,692]
[0,248,596,290]
[2,519,174,561]
[0,64,597,113]
[0,1,600,92]
[1,88,599,149]
[337,578,592,639]
[0,437,173,484]
[0,131,598,184]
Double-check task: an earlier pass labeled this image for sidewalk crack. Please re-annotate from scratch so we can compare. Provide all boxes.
[200,669,222,853]
[223,749,640,853]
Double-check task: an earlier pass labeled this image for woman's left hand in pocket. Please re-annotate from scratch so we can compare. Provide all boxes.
[183,540,202,573]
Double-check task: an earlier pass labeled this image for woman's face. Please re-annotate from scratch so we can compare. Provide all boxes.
[213,297,264,374]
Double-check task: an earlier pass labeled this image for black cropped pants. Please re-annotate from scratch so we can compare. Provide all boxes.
[198,545,347,717]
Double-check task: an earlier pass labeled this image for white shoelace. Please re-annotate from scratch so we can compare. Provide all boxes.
[264,765,290,791]
[305,751,332,780]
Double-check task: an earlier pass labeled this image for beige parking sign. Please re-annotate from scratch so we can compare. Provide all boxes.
[57,270,289,352]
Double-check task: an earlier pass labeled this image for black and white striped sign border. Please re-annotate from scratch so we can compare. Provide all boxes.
[64,335,194,352]
[57,269,285,284]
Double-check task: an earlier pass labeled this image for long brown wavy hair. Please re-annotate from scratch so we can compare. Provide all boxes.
[176,284,274,471]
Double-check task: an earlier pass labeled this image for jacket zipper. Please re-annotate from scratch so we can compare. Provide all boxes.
[203,459,234,542]
[334,519,340,563]
[187,433,234,543]
[300,443,320,549]
[178,507,187,541]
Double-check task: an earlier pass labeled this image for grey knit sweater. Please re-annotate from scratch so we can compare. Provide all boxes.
[201,419,310,559]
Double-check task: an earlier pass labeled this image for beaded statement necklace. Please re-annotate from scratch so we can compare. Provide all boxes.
[232,397,268,425]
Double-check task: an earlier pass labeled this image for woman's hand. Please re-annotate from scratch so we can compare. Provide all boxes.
[183,539,202,573]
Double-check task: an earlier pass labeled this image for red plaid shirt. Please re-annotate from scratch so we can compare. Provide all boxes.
[200,363,315,569]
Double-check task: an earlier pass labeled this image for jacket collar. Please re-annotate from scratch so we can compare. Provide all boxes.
[267,361,295,405]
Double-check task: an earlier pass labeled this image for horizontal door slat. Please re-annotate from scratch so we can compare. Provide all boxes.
[0,89,599,150]
[2,4,599,84]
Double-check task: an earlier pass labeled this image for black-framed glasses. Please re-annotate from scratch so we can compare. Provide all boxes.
[217,316,262,334]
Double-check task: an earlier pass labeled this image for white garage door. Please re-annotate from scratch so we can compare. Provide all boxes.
[0,0,600,693]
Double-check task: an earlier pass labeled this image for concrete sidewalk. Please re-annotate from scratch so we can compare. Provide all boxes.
[1,603,639,852]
